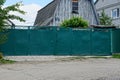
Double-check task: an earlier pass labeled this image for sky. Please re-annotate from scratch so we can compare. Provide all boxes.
[5,0,52,7]
[5,0,96,26]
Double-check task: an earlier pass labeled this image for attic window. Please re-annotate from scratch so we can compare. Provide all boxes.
[72,0,79,14]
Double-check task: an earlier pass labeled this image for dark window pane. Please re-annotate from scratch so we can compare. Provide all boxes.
[73,7,78,10]
[117,8,119,17]
[72,2,78,7]
[72,0,78,14]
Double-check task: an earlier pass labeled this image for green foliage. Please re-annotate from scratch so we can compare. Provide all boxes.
[0,32,8,45]
[112,54,120,59]
[0,0,6,5]
[99,10,113,25]
[0,52,3,59]
[60,17,89,28]
[0,0,25,31]
[0,59,16,64]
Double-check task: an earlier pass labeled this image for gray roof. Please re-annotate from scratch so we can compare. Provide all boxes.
[34,0,59,26]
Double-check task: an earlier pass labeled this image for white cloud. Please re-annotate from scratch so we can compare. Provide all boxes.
[10,4,41,26]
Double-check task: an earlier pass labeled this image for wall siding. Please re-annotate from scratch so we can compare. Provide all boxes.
[95,0,120,10]
[95,0,120,27]
[53,0,97,26]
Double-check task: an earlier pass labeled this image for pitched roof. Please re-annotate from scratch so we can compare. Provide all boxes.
[34,0,59,26]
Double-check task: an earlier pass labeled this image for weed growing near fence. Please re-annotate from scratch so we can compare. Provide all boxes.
[0,52,3,59]
[0,59,15,64]
[112,54,120,59]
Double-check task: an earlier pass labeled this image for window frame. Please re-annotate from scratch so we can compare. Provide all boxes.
[72,0,79,14]
[111,8,119,19]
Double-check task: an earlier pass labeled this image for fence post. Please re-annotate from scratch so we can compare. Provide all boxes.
[90,28,93,55]
[53,27,57,55]
[27,28,31,55]
[110,29,113,54]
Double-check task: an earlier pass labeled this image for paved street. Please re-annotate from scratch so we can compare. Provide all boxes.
[0,58,120,80]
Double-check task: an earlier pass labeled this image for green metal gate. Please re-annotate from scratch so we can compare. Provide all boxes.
[29,29,56,55]
[72,29,91,56]
[0,27,112,56]
[55,28,72,55]
[112,29,120,53]
[92,29,111,55]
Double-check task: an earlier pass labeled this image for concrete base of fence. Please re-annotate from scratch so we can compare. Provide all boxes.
[4,56,73,61]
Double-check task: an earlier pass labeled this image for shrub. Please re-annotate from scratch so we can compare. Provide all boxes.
[60,17,89,28]
[0,52,3,59]
[99,10,113,25]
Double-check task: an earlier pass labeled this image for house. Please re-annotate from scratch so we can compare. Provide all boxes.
[95,0,120,27]
[34,0,99,27]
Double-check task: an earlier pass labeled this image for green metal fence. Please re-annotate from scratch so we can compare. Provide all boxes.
[0,27,112,56]
[112,29,120,53]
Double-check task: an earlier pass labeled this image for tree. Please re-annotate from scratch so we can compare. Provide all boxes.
[0,0,25,31]
[60,17,88,28]
[99,10,113,25]
[0,0,25,44]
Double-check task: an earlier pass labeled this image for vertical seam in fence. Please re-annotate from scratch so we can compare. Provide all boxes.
[90,29,93,56]
[70,29,73,55]
[28,28,30,56]
[14,29,16,56]
[54,28,57,55]
[12,30,14,56]
[110,29,113,54]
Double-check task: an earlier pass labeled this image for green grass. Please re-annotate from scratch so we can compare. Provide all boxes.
[112,54,120,59]
[0,59,16,64]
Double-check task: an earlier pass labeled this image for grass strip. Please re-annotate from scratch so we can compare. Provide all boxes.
[0,59,16,64]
